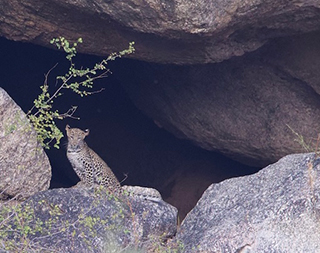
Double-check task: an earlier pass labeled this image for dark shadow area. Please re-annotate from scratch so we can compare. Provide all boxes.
[0,37,261,220]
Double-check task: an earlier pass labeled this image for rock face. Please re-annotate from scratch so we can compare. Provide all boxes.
[0,187,178,252]
[2,1,320,167]
[1,0,320,64]
[116,33,320,166]
[173,153,320,252]
[0,88,51,199]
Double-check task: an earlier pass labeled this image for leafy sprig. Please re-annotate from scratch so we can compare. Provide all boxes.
[27,37,135,149]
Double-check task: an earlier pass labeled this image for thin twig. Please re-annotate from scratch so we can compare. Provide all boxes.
[27,63,58,116]
[58,106,80,120]
[120,174,129,184]
[315,133,320,158]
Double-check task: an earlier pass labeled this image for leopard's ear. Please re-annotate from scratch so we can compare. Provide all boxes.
[85,129,90,136]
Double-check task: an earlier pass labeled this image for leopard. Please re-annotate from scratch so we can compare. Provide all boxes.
[65,125,162,202]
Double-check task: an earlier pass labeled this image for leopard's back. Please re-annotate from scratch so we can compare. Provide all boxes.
[88,148,121,189]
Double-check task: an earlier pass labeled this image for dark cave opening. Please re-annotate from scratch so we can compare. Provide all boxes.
[0,37,260,220]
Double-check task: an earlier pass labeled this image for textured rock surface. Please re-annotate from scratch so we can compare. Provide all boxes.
[2,0,320,166]
[117,35,320,166]
[173,153,320,252]
[0,87,51,199]
[265,31,320,96]
[0,187,177,252]
[1,0,320,64]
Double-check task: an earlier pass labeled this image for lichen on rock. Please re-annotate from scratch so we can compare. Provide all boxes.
[0,87,51,200]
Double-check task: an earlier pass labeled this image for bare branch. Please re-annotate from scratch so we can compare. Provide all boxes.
[58,106,80,120]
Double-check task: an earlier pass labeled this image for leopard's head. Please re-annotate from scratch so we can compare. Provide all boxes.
[65,125,89,152]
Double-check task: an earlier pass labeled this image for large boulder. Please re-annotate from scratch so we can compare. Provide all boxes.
[116,34,320,166]
[1,0,320,64]
[0,87,51,199]
[3,0,320,168]
[265,31,320,96]
[173,153,320,252]
[0,187,178,252]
